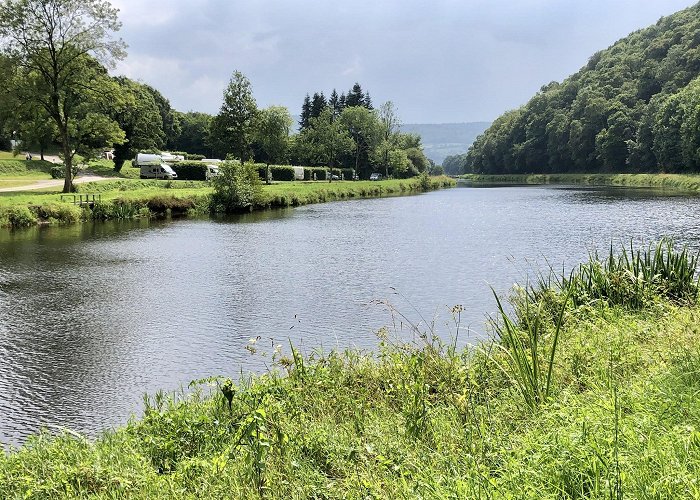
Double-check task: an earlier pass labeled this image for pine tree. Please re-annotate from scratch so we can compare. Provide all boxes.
[364,92,373,110]
[329,89,342,117]
[310,92,327,119]
[346,83,364,107]
[299,94,311,130]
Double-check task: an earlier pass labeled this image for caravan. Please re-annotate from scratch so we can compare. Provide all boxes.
[134,153,178,180]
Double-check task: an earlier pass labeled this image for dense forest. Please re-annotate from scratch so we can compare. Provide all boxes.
[466,2,700,174]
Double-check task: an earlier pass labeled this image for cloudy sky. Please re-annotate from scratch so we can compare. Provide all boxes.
[110,0,697,124]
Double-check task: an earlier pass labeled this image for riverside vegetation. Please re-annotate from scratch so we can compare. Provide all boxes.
[1,239,700,497]
[461,172,700,192]
[0,158,455,228]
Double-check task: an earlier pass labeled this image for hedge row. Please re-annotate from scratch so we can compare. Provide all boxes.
[303,167,355,181]
[255,164,297,181]
[152,161,357,183]
[171,161,209,181]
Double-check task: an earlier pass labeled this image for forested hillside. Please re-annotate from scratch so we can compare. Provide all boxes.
[466,2,700,174]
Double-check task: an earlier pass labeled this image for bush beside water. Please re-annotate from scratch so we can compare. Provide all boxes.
[1,242,700,497]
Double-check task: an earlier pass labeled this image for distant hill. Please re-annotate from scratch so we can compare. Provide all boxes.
[466,2,700,174]
[400,122,490,164]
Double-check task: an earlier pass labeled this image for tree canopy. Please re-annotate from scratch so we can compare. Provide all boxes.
[209,71,258,161]
[0,0,127,191]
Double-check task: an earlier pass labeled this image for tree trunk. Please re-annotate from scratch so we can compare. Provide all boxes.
[61,130,73,193]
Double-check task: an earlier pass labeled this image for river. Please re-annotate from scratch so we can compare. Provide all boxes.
[1,183,699,445]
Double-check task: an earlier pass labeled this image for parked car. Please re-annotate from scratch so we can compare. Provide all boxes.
[331,174,340,180]
[369,173,382,181]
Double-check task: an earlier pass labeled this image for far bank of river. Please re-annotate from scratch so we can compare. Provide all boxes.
[0,176,456,228]
[461,172,700,192]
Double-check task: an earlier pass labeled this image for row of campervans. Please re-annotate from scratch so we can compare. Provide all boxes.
[133,153,221,180]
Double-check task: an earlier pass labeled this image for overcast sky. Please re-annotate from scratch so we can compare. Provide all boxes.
[110,0,697,124]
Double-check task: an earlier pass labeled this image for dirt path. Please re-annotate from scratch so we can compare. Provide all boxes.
[0,174,112,193]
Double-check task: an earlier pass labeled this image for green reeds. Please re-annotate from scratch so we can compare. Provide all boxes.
[566,238,700,309]
[490,285,571,411]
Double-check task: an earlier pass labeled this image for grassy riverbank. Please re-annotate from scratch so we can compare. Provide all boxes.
[0,175,455,228]
[2,241,700,498]
[462,172,700,191]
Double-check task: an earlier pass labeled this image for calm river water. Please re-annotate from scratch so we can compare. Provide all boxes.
[1,183,700,445]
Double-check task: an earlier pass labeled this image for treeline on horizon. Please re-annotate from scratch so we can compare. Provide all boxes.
[463,2,700,175]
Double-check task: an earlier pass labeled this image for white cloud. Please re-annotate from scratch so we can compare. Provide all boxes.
[106,0,698,122]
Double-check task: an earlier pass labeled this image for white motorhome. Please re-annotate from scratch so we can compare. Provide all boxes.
[201,159,222,180]
[134,153,178,180]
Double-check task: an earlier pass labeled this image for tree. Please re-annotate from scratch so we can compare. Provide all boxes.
[339,106,381,179]
[299,94,311,130]
[345,83,365,107]
[387,149,412,178]
[174,111,213,157]
[329,89,342,117]
[310,92,327,119]
[209,71,258,161]
[377,101,401,178]
[304,107,353,179]
[7,100,56,160]
[142,84,180,150]
[0,0,127,192]
[254,105,292,181]
[110,77,164,171]
[211,160,262,212]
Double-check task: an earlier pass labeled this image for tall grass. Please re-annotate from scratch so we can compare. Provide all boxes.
[490,286,571,410]
[565,238,700,308]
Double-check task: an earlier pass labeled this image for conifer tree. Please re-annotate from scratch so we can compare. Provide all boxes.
[364,92,373,110]
[329,89,342,117]
[299,94,311,130]
[310,92,327,119]
[346,83,364,107]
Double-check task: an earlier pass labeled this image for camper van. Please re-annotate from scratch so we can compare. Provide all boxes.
[200,159,222,181]
[134,153,178,180]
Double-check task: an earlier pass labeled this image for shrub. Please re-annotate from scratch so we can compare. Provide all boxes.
[171,161,208,181]
[418,171,431,190]
[185,154,205,161]
[6,206,37,227]
[34,203,82,224]
[143,196,197,216]
[211,161,263,212]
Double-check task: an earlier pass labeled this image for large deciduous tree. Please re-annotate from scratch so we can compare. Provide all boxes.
[376,101,401,178]
[0,0,127,192]
[110,77,165,172]
[142,83,180,150]
[304,107,353,179]
[174,111,213,157]
[254,105,292,175]
[209,71,257,161]
[339,106,381,179]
